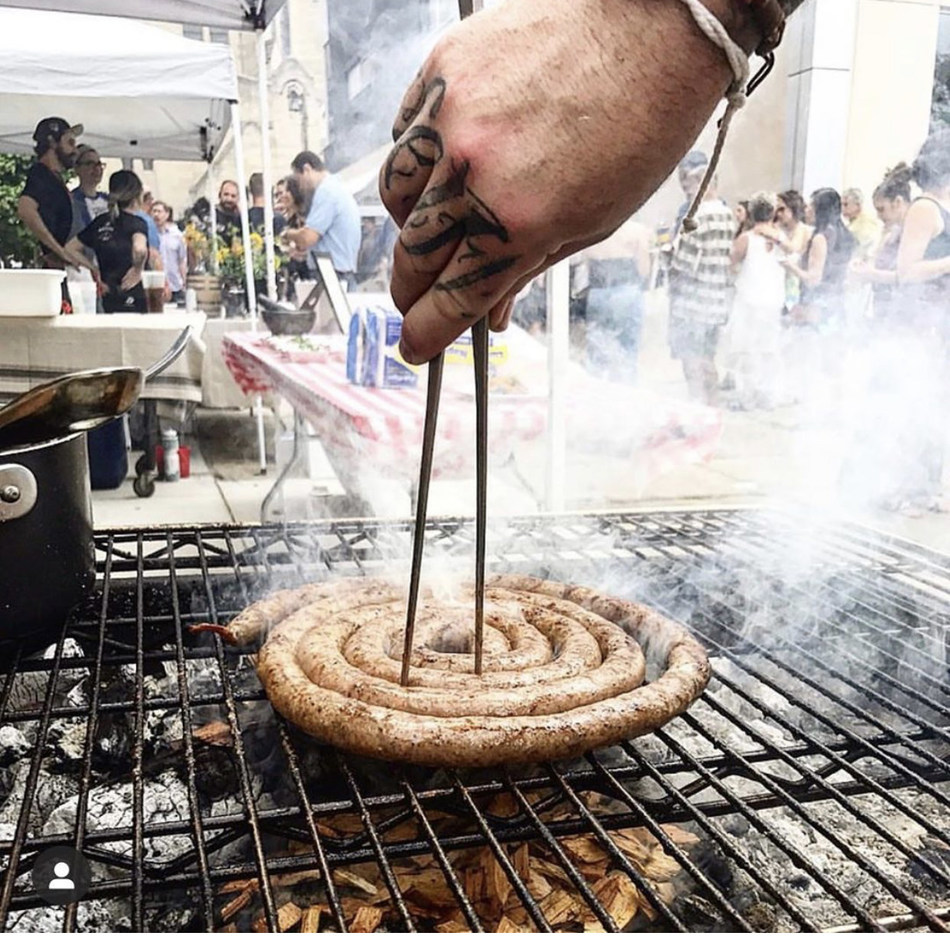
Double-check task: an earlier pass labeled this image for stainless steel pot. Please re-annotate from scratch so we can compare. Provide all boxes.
[0,432,94,655]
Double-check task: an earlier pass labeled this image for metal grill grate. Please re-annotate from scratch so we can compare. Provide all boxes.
[1,509,948,932]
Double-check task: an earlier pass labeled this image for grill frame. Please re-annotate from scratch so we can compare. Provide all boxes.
[0,509,948,933]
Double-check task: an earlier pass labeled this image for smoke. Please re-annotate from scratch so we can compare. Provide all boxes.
[323,0,452,177]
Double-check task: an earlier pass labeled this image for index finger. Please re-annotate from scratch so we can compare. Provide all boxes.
[398,231,531,364]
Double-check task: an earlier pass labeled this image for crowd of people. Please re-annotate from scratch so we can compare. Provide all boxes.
[14,108,948,514]
[15,115,370,314]
[604,133,949,516]
[509,131,950,516]
[180,152,379,300]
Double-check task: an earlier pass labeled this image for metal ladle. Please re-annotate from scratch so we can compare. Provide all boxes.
[0,325,191,451]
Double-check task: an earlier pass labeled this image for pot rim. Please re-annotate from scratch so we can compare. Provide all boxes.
[0,430,83,458]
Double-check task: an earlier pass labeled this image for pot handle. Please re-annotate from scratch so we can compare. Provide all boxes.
[0,464,37,522]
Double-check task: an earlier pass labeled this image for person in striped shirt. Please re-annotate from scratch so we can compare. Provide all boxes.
[668,157,736,405]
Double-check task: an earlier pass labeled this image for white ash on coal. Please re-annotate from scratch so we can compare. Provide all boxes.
[6,899,130,933]
[4,639,87,716]
[0,759,79,842]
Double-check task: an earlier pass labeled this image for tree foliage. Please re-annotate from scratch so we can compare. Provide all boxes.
[0,154,40,267]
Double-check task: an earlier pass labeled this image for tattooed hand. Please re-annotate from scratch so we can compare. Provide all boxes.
[379,0,764,364]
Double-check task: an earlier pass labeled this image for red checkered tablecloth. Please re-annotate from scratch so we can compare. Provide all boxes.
[221,331,722,488]
[221,332,547,480]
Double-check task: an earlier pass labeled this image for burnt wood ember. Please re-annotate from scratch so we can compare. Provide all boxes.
[0,510,948,932]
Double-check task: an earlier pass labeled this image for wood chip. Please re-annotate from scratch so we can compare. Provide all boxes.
[538,888,582,928]
[486,793,520,818]
[315,813,366,837]
[660,824,700,848]
[592,873,642,930]
[277,902,303,932]
[299,905,325,933]
[562,836,608,866]
[349,906,384,932]
[273,868,322,889]
[496,915,522,932]
[435,921,470,933]
[464,865,484,903]
[216,926,237,934]
[193,721,233,746]
[399,868,462,912]
[217,878,258,896]
[642,851,682,883]
[333,868,379,896]
[529,857,572,888]
[525,869,553,902]
[612,828,652,863]
[511,843,530,881]
[251,902,303,933]
[220,886,255,923]
[485,854,512,910]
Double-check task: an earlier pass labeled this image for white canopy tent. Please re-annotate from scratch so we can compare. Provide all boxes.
[0,9,238,161]
[0,0,288,474]
[0,6,273,472]
[0,0,284,31]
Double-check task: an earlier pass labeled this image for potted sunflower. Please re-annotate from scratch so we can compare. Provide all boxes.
[216,231,277,317]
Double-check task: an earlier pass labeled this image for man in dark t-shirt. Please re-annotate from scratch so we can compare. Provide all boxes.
[18,117,95,275]
[215,179,242,247]
[247,172,286,237]
[76,212,149,313]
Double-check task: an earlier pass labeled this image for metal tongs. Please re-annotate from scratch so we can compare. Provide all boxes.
[399,0,486,688]
[400,318,489,686]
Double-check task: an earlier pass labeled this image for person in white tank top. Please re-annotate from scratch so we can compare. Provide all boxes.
[724,192,787,409]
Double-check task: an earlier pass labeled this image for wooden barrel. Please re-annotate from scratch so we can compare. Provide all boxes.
[186,273,222,313]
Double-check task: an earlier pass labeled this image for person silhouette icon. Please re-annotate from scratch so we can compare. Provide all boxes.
[48,862,74,891]
[34,846,91,905]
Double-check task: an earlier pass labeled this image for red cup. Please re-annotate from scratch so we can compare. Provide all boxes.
[179,445,191,479]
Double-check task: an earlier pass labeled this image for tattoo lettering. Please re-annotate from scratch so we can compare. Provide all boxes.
[392,77,446,141]
[383,126,443,198]
[385,75,521,301]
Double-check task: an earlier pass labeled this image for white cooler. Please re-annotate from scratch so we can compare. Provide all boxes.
[0,269,66,317]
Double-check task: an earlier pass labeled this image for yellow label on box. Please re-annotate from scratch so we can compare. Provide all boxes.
[445,340,509,366]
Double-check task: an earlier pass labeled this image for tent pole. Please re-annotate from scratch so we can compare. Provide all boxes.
[256,28,278,300]
[231,99,268,476]
[544,261,569,512]
[207,168,218,275]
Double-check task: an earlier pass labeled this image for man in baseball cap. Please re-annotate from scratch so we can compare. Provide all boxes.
[32,117,84,158]
[17,117,93,310]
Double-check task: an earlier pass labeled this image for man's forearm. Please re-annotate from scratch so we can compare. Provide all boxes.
[17,198,65,258]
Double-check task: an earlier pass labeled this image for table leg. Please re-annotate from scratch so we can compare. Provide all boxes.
[143,400,157,472]
[260,409,306,523]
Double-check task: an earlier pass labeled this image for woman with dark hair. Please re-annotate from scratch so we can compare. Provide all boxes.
[849,164,912,324]
[887,129,950,512]
[733,200,753,237]
[899,128,950,316]
[774,190,812,316]
[67,170,148,313]
[783,188,856,325]
[278,174,312,301]
[839,163,917,511]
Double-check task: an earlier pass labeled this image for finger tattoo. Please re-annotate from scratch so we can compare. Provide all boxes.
[388,75,521,296]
